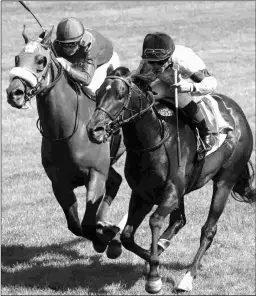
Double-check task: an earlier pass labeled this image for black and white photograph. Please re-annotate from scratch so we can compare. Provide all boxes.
[2,1,255,295]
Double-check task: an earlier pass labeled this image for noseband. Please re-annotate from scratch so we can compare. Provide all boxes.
[14,49,63,106]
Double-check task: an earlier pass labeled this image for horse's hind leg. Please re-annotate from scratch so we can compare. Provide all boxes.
[52,183,83,237]
[176,179,234,292]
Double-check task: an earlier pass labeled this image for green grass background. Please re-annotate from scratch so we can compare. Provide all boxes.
[1,1,255,295]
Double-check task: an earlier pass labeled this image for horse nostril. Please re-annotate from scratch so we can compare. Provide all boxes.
[14,89,24,96]
[94,126,105,133]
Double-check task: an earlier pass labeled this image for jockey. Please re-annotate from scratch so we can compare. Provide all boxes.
[137,32,217,151]
[52,17,120,93]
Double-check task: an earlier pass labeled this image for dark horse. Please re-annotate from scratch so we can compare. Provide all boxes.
[6,26,126,254]
[87,66,255,293]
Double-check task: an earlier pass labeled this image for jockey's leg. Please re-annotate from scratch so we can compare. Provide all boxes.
[87,51,121,93]
[179,93,215,151]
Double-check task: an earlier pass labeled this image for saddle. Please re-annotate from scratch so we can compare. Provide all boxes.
[156,95,233,155]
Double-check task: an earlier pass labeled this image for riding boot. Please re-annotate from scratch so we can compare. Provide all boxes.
[182,100,215,151]
[194,118,216,151]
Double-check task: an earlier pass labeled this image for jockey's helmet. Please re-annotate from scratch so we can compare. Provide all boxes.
[56,17,84,43]
[142,32,175,61]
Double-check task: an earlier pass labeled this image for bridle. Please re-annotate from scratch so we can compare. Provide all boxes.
[96,75,169,152]
[96,75,154,131]
[12,43,80,142]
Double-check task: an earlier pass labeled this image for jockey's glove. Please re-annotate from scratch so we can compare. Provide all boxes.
[172,80,195,93]
[56,57,71,72]
[171,74,196,93]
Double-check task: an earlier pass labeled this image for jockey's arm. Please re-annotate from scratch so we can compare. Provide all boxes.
[177,46,217,96]
[190,69,217,96]
[68,59,96,86]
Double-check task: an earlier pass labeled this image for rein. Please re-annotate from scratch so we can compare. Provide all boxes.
[22,51,59,103]
[100,75,169,152]
[35,54,80,142]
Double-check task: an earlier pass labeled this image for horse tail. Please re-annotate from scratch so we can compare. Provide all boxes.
[231,160,256,204]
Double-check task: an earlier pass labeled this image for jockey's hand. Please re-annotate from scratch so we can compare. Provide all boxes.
[56,57,71,72]
[171,74,195,93]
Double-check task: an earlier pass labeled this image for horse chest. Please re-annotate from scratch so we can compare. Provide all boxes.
[125,153,168,193]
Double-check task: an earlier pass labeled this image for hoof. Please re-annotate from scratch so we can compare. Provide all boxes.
[143,261,150,276]
[145,278,162,294]
[106,238,122,259]
[92,239,107,253]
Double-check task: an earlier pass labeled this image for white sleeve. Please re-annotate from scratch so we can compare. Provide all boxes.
[173,46,217,95]
[193,76,218,95]
[172,45,206,78]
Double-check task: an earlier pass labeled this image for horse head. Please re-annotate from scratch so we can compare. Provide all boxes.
[87,67,154,144]
[6,25,54,108]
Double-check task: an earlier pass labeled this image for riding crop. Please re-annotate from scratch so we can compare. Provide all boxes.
[173,63,182,167]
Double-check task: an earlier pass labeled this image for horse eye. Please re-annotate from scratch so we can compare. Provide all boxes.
[35,55,47,68]
[38,58,47,67]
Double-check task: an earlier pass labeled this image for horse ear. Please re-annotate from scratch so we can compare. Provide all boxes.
[107,64,114,76]
[22,25,30,44]
[41,26,54,48]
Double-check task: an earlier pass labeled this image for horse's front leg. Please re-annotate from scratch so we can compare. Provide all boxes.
[52,183,83,237]
[143,197,186,276]
[95,166,122,231]
[120,191,154,261]
[81,168,107,252]
[146,184,180,294]
[94,166,124,258]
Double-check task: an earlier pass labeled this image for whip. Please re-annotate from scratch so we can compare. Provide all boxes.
[173,63,182,167]
[19,1,45,32]
[19,1,58,57]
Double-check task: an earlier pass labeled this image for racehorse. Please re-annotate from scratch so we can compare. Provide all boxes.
[6,26,126,254]
[86,66,256,293]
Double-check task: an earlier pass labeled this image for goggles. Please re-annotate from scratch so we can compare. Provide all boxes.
[58,41,79,49]
[143,48,172,60]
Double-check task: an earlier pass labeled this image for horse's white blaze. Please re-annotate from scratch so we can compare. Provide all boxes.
[9,67,37,87]
[24,41,38,53]
[176,271,194,292]
[106,85,111,90]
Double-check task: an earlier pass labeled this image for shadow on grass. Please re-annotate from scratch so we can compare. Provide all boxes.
[1,239,189,294]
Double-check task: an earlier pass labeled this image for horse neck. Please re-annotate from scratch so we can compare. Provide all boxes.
[122,92,163,150]
[36,62,78,139]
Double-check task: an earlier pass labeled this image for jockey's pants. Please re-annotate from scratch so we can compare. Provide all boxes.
[87,51,121,93]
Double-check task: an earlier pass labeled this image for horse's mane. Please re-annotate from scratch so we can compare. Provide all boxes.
[107,66,130,77]
[129,73,156,92]
[107,66,155,92]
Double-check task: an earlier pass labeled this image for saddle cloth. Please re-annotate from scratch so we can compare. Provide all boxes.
[156,94,233,156]
[198,95,233,156]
